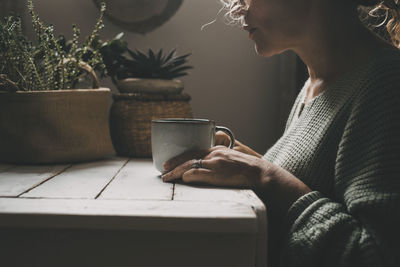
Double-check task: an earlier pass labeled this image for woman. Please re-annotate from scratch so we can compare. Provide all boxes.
[162,0,400,266]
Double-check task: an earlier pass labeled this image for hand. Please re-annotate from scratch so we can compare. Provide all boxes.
[215,131,262,158]
[162,145,269,188]
[162,146,312,216]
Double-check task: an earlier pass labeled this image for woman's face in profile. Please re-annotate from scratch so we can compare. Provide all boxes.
[242,0,311,56]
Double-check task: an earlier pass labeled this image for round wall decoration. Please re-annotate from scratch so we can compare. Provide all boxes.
[93,0,184,34]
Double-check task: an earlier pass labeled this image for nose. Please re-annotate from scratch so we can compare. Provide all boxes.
[242,11,250,27]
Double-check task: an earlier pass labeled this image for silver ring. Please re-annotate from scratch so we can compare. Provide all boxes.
[192,159,202,169]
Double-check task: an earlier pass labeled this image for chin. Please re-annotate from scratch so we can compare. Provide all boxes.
[255,44,276,58]
[255,43,287,58]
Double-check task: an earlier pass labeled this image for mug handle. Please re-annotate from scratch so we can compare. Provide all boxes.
[215,126,236,149]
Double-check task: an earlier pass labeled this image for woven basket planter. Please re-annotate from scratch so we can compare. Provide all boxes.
[0,88,114,164]
[110,93,193,157]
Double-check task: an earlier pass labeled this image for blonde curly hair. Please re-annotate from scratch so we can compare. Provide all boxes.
[357,0,400,47]
[217,0,400,48]
[218,0,248,26]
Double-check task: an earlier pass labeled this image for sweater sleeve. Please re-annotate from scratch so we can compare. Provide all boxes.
[282,77,400,267]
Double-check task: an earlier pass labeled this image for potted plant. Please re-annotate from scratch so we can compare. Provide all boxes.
[99,34,194,157]
[0,0,114,164]
[99,32,193,94]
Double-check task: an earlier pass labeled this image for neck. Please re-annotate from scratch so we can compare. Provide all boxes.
[292,2,390,98]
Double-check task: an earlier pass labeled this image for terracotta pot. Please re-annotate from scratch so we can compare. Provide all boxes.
[0,88,114,164]
[117,78,184,94]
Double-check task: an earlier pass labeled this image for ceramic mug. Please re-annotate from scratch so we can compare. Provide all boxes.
[151,118,235,173]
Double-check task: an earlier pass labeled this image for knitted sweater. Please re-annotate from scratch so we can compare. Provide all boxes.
[264,47,400,267]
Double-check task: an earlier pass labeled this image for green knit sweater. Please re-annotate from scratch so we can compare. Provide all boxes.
[264,47,400,267]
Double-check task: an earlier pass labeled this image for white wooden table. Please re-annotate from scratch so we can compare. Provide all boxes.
[0,158,267,267]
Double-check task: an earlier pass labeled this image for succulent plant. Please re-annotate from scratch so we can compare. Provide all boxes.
[99,33,193,84]
[125,48,193,79]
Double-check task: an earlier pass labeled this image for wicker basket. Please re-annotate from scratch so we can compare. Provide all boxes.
[110,93,193,157]
[0,88,114,164]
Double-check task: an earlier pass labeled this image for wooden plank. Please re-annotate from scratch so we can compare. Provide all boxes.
[22,158,128,199]
[99,159,173,200]
[174,183,259,204]
[0,165,69,197]
[0,198,257,233]
[246,191,268,267]
[174,184,268,267]
[1,229,256,267]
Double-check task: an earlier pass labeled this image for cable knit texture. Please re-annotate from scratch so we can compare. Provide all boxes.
[264,47,400,267]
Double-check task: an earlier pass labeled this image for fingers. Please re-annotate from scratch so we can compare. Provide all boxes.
[162,156,248,188]
[182,168,215,184]
[162,159,197,182]
[164,165,215,185]
[163,146,223,172]
[215,131,231,147]
[162,146,232,183]
[162,158,217,182]
[163,149,209,172]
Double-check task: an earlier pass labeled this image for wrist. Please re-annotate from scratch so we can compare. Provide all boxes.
[254,161,312,216]
[254,158,276,192]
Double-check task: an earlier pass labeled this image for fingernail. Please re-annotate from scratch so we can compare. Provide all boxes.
[161,174,169,182]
